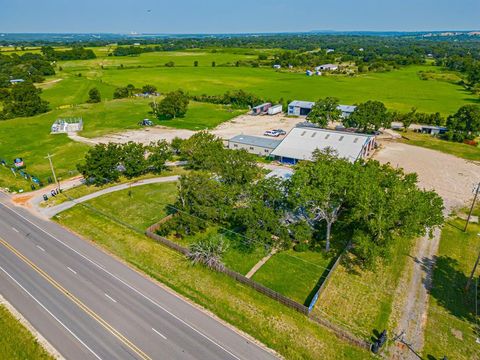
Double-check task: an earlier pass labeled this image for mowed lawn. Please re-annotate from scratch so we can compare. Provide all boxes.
[55,203,371,359]
[58,182,179,230]
[252,250,337,305]
[398,130,480,161]
[423,210,479,360]
[313,234,414,340]
[0,304,53,360]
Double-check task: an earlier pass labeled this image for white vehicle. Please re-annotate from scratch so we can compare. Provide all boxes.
[264,130,280,137]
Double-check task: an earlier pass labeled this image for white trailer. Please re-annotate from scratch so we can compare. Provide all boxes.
[267,104,283,115]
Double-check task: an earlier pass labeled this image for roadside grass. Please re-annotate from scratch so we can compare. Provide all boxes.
[0,304,53,360]
[398,130,480,161]
[423,208,479,360]
[314,234,414,339]
[54,205,371,359]
[252,250,337,305]
[41,167,188,208]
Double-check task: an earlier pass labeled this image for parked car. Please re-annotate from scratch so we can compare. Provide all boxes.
[273,129,286,135]
[138,119,153,126]
[264,130,280,137]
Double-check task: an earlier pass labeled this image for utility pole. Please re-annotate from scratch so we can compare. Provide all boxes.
[464,182,480,232]
[465,236,480,292]
[45,153,60,192]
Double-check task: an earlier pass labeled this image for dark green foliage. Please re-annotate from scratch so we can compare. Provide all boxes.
[141,84,157,94]
[180,131,225,170]
[444,104,480,142]
[41,46,96,60]
[87,87,101,103]
[113,84,140,99]
[344,100,390,132]
[215,149,259,185]
[191,89,264,108]
[170,136,184,154]
[151,89,189,119]
[307,97,342,128]
[119,142,147,178]
[165,61,175,67]
[0,52,55,85]
[194,60,199,67]
[0,83,49,119]
[77,143,122,185]
[147,140,172,173]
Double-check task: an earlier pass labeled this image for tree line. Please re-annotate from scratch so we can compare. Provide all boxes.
[41,46,96,61]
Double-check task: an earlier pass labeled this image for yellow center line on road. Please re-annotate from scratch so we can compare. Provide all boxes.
[0,237,152,360]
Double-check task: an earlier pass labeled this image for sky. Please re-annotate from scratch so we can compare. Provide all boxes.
[1,0,479,34]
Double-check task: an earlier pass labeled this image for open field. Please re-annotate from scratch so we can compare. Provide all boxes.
[397,130,480,161]
[43,51,479,115]
[423,208,480,360]
[55,201,371,359]
[0,304,53,360]
[313,233,414,340]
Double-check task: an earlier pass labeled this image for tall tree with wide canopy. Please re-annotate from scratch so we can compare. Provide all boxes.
[344,100,389,133]
[307,97,342,128]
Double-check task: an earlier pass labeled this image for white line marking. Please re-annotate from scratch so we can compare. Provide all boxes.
[67,266,77,275]
[11,227,19,233]
[0,203,243,360]
[36,245,45,252]
[152,328,167,340]
[0,266,103,360]
[104,293,117,303]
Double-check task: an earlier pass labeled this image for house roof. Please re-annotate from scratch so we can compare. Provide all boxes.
[271,127,374,163]
[337,105,357,113]
[319,63,337,68]
[420,125,448,130]
[252,102,271,110]
[288,100,315,109]
[229,135,282,149]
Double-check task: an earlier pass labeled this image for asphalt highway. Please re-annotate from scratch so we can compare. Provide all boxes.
[0,193,278,360]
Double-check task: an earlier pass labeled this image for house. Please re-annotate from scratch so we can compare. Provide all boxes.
[326,49,335,53]
[267,104,283,115]
[317,64,338,71]
[287,100,315,116]
[273,64,281,69]
[337,105,357,118]
[228,135,282,156]
[417,125,448,135]
[251,103,271,115]
[9,79,25,84]
[306,70,313,76]
[270,126,376,164]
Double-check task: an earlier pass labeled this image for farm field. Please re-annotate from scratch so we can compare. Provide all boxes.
[0,304,53,360]
[41,49,479,115]
[423,209,479,360]
[54,187,371,360]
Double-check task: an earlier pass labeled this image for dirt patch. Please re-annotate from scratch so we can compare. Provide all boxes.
[374,141,480,211]
[69,113,302,146]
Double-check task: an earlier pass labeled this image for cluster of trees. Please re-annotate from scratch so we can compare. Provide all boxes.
[0,52,55,86]
[191,89,266,108]
[437,55,480,94]
[159,132,444,269]
[111,45,163,57]
[150,90,189,119]
[0,82,49,119]
[444,105,480,142]
[113,84,157,99]
[41,46,96,61]
[77,140,172,185]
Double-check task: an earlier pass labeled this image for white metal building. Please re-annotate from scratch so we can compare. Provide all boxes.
[271,127,376,164]
[337,105,357,118]
[288,100,356,118]
[228,135,282,156]
[317,64,338,71]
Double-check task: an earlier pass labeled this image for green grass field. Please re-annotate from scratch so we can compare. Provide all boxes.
[55,201,371,359]
[0,304,53,360]
[398,130,480,161]
[423,209,479,360]
[314,234,414,340]
[252,250,337,305]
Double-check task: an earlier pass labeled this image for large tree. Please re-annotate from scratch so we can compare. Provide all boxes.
[180,131,224,170]
[119,142,147,178]
[344,100,389,133]
[1,83,49,119]
[77,143,122,185]
[307,97,342,128]
[289,149,353,251]
[444,104,480,141]
[147,140,172,173]
[87,87,101,103]
[151,89,189,119]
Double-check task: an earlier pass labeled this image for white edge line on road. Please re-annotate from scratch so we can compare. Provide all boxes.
[12,227,19,233]
[67,266,77,275]
[36,245,45,252]
[152,328,167,340]
[0,265,103,360]
[104,293,117,303]
[1,203,244,360]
